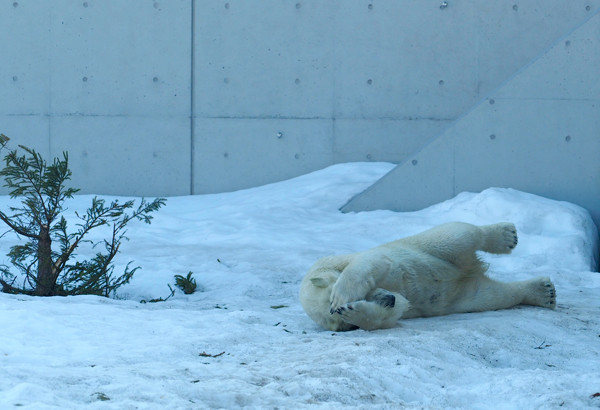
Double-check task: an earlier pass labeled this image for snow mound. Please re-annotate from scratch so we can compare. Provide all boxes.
[0,162,598,409]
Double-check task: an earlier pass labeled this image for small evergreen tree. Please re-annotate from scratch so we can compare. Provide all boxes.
[0,134,166,297]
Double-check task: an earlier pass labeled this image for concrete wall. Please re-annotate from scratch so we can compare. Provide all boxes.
[1,0,192,195]
[1,1,598,200]
[343,9,600,233]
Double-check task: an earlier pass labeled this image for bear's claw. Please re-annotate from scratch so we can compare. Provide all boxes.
[332,305,354,315]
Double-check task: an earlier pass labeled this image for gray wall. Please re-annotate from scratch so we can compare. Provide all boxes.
[2,1,598,200]
[343,9,600,237]
[2,1,192,195]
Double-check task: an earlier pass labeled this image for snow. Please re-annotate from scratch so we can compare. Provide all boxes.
[0,162,599,409]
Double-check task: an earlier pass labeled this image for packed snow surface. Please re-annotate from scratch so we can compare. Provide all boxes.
[0,162,599,409]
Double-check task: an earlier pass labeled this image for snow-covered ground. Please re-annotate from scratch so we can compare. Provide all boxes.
[0,162,599,409]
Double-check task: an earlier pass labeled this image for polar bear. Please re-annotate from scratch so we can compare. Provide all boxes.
[300,222,556,331]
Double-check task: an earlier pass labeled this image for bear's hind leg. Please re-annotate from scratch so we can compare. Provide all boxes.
[400,222,487,272]
[479,223,518,254]
[334,289,410,330]
[451,275,556,314]
[402,222,518,263]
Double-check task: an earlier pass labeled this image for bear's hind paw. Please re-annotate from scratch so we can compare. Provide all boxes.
[524,277,556,309]
[482,223,518,254]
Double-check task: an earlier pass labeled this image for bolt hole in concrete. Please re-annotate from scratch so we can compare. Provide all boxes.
[512,4,518,11]
[368,4,373,10]
[490,134,496,140]
[83,2,88,8]
[489,98,495,105]
[367,79,373,85]
[13,2,18,7]
[565,135,572,142]
[412,159,418,166]
[225,3,229,10]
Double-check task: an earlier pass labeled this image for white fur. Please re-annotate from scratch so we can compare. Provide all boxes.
[300,222,556,331]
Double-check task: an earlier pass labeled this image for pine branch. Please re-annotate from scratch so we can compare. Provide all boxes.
[0,134,9,147]
[43,152,78,222]
[53,198,132,277]
[0,276,34,295]
[5,147,52,224]
[0,264,35,295]
[0,209,39,239]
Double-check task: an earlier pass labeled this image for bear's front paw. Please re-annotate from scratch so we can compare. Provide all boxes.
[329,278,369,314]
[333,300,400,331]
[334,303,361,325]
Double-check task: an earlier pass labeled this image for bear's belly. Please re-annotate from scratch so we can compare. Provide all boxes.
[378,251,465,319]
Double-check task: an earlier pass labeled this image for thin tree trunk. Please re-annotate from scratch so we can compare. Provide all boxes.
[35,225,55,296]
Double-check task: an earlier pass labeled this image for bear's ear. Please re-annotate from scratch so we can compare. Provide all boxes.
[310,277,329,288]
